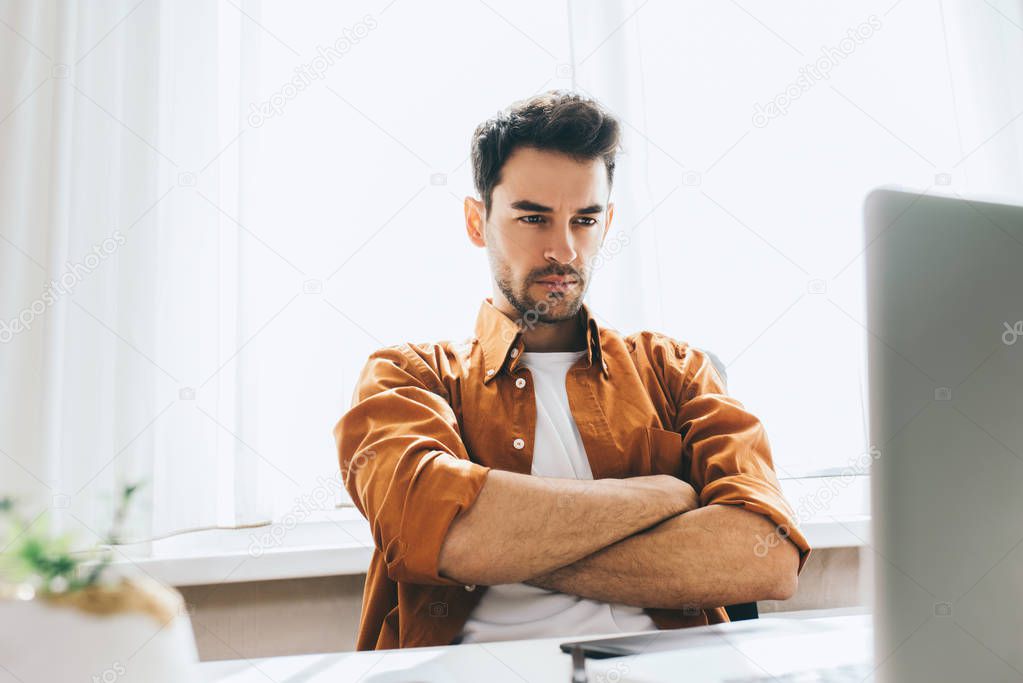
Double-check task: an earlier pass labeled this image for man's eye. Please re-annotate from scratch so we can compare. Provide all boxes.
[518,216,597,225]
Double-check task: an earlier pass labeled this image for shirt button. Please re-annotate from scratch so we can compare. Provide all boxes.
[510,348,519,358]
[515,377,526,389]
[465,584,476,591]
[513,438,525,450]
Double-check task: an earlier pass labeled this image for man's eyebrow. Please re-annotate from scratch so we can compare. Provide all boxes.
[509,199,605,214]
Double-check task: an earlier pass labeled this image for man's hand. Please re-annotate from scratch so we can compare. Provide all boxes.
[606,473,699,514]
[652,475,699,514]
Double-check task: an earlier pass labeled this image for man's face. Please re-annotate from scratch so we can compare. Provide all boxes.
[473,146,613,324]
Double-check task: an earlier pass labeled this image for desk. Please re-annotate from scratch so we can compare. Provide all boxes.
[199,610,871,682]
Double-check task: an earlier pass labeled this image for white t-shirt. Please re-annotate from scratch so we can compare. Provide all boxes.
[457,349,659,644]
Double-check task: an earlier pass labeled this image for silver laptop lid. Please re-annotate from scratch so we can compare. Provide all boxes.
[866,188,1023,681]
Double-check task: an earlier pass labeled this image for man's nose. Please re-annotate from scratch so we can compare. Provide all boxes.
[543,224,578,265]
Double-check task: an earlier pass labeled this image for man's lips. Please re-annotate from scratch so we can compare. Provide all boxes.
[534,277,578,292]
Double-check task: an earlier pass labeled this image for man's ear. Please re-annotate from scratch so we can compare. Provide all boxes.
[464,197,486,248]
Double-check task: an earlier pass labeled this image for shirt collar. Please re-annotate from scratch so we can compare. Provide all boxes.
[473,297,608,384]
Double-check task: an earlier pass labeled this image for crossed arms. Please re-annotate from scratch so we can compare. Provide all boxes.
[437,469,800,609]
[336,344,806,613]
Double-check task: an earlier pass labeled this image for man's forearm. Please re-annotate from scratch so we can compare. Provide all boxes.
[524,504,800,609]
[438,470,697,586]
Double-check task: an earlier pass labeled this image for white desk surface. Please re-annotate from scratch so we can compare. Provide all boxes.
[199,610,872,683]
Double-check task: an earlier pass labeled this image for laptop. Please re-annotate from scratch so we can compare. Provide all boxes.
[865,187,1023,682]
[559,188,1023,682]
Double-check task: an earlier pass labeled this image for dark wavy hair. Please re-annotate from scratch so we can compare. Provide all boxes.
[470,90,621,214]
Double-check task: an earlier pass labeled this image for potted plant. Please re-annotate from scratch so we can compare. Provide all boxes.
[0,485,199,682]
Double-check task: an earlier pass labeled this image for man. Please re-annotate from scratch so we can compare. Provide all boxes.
[334,90,809,651]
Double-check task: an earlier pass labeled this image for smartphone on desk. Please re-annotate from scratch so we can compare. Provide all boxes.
[560,619,802,660]
[559,631,672,659]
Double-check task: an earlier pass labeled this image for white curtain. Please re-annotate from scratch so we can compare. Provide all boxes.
[0,0,267,542]
[2,0,1021,542]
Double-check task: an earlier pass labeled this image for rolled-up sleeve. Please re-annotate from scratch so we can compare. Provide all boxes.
[333,344,491,586]
[668,342,811,573]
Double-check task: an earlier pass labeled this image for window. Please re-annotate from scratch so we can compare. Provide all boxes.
[2,0,1020,541]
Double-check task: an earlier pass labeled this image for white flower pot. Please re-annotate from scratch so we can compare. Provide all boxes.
[0,576,199,683]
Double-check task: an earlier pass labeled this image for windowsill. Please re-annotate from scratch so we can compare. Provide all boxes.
[111,477,870,588]
[111,508,376,587]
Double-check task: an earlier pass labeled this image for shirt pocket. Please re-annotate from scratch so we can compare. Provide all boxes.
[640,426,689,480]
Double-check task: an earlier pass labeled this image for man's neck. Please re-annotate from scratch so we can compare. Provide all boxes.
[520,319,587,352]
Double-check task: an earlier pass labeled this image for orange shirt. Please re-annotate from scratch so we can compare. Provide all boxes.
[334,297,810,650]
